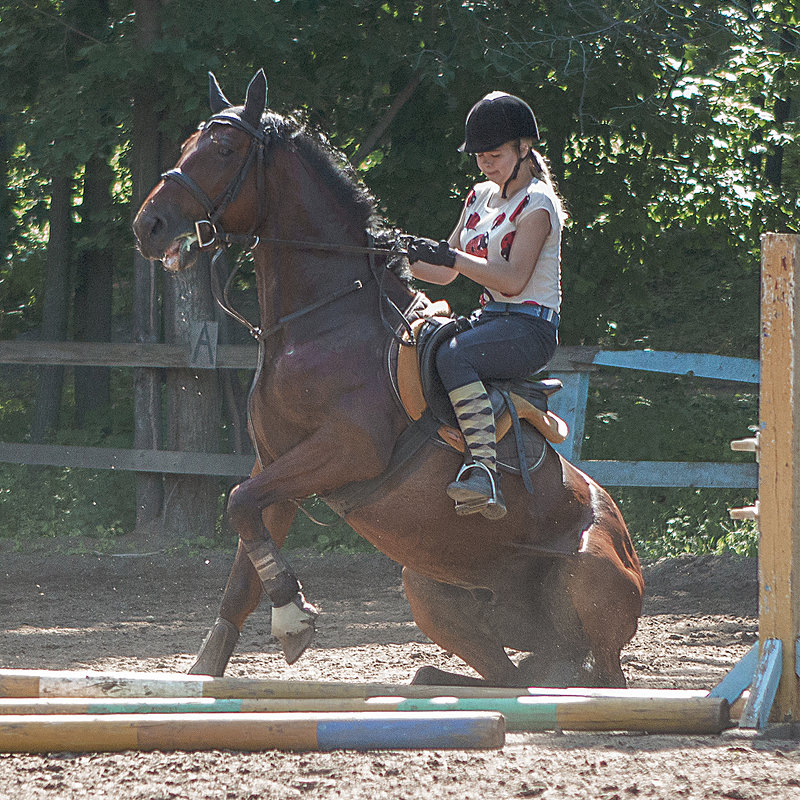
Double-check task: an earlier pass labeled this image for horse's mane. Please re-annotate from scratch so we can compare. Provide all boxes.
[265,111,411,283]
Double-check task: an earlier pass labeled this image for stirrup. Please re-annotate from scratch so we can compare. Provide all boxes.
[447,462,505,517]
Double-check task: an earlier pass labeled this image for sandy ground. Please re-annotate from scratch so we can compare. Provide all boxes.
[0,541,798,800]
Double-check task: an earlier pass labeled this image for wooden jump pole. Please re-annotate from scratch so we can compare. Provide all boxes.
[0,694,730,734]
[740,232,800,726]
[0,668,709,701]
[0,711,505,754]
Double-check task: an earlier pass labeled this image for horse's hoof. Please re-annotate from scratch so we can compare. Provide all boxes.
[280,624,316,665]
[411,665,452,685]
[187,617,239,677]
[272,593,318,665]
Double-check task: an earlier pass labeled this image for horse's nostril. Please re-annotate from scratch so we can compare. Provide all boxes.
[149,213,163,237]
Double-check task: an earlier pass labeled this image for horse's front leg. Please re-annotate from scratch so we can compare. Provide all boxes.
[189,500,297,675]
[226,432,369,665]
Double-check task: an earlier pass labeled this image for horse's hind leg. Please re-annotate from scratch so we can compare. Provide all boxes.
[565,551,642,688]
[189,500,297,676]
[402,567,522,687]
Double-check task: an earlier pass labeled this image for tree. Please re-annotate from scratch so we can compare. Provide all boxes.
[131,0,167,529]
[1,0,798,540]
[29,175,72,442]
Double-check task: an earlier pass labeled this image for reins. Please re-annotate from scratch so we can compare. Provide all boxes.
[163,108,416,347]
[208,245,367,342]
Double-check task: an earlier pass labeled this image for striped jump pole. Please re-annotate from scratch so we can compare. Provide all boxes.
[0,694,730,734]
[0,711,505,754]
[0,669,710,701]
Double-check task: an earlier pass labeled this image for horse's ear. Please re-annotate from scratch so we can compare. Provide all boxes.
[208,72,232,113]
[242,69,267,128]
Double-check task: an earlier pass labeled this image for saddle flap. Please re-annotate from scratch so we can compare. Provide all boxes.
[396,317,443,420]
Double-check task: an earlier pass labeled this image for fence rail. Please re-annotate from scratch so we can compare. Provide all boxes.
[0,341,759,489]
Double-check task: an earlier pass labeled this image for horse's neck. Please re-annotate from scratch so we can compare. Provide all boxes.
[254,150,413,332]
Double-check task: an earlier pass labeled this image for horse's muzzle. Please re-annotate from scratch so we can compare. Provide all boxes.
[133,201,199,271]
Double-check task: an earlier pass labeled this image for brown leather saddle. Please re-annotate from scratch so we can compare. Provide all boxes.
[396,315,569,455]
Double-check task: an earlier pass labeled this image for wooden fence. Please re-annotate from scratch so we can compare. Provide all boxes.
[0,340,759,489]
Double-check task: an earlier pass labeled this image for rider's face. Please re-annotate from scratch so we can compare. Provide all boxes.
[475,141,528,186]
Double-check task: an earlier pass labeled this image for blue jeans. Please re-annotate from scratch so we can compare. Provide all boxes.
[436,310,558,392]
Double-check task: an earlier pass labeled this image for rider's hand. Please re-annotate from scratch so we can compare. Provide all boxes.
[407,237,457,268]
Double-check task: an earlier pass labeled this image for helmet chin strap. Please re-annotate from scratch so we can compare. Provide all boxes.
[501,158,524,199]
[501,140,533,198]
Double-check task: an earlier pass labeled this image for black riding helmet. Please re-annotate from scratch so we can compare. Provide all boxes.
[459,91,539,154]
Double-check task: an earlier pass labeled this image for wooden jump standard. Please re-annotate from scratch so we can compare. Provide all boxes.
[724,233,800,730]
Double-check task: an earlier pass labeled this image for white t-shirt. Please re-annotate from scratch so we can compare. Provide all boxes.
[457,178,564,312]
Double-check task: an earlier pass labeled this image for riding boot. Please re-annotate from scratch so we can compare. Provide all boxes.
[445,381,507,519]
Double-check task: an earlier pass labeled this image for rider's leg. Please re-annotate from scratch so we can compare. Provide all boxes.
[445,380,506,518]
[436,312,557,519]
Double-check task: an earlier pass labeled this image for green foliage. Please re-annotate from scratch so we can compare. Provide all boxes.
[0,373,135,543]
[1,0,797,556]
[582,370,759,557]
[0,463,134,545]
[286,498,376,554]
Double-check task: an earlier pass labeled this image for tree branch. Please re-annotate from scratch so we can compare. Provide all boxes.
[352,71,422,167]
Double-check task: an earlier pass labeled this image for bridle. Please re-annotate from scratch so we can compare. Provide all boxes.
[160,105,427,520]
[161,109,416,345]
[162,109,273,252]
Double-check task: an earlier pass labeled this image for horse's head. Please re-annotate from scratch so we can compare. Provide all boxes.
[133,70,270,271]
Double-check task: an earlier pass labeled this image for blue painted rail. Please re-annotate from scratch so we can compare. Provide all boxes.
[546,349,759,489]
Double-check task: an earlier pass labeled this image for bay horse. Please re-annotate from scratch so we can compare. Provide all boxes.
[133,71,643,688]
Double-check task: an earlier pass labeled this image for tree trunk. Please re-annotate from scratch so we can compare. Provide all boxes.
[215,307,252,458]
[73,153,113,425]
[764,27,795,189]
[30,176,73,443]
[162,256,221,539]
[0,113,11,264]
[131,0,166,527]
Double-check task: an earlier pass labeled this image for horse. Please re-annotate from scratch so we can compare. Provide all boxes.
[133,70,644,688]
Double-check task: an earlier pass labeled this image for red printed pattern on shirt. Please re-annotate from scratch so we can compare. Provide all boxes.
[509,195,530,222]
[500,231,515,261]
[466,233,489,258]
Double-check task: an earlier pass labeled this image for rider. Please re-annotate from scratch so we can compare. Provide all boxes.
[407,91,565,520]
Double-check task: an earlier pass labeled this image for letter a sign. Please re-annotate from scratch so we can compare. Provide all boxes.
[190,321,218,368]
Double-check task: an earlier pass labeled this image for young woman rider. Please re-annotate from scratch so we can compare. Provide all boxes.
[407,91,565,520]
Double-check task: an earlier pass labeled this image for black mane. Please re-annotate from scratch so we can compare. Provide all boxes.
[264,111,410,282]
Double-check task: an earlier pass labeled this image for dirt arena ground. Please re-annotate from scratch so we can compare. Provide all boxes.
[0,540,798,800]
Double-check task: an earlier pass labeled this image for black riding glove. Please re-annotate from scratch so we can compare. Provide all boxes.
[407,237,457,268]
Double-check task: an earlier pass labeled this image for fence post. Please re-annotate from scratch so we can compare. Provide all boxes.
[548,371,590,462]
[757,232,800,723]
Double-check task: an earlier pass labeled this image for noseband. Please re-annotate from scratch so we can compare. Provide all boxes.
[162,109,273,250]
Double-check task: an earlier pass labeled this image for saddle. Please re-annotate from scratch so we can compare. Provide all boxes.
[396,315,569,454]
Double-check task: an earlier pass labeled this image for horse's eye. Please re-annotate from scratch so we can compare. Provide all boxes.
[218,146,233,157]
